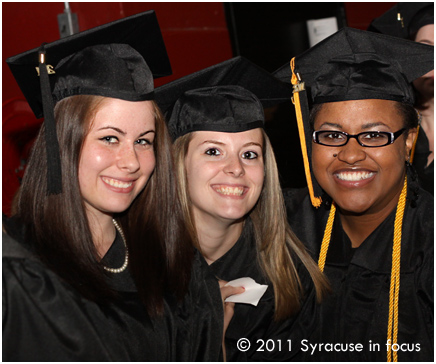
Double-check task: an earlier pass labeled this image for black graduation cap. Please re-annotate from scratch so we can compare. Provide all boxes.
[154,56,293,140]
[6,10,171,195]
[274,27,434,207]
[368,2,434,39]
[165,85,266,140]
[7,10,171,119]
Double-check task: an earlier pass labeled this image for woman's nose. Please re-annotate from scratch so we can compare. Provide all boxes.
[117,144,140,173]
[223,154,245,177]
[336,139,367,165]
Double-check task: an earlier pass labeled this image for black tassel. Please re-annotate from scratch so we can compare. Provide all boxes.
[38,44,62,195]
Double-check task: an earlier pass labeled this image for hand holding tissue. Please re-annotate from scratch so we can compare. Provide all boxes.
[224,277,268,306]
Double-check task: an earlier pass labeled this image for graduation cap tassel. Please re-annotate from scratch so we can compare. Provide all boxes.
[290,58,322,208]
[38,45,63,195]
[387,176,407,362]
[317,202,336,272]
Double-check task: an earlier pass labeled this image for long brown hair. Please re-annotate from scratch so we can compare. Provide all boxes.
[15,95,193,316]
[174,129,329,320]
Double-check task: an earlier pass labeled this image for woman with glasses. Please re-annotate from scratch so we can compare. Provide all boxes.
[275,27,433,361]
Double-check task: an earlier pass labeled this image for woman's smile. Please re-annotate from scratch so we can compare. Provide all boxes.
[101,176,136,191]
[211,184,248,197]
[333,169,376,186]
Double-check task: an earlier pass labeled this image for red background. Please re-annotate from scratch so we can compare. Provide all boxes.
[2,2,395,215]
[2,2,394,104]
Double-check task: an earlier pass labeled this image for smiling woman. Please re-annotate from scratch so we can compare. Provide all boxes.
[3,12,224,361]
[184,129,265,235]
[156,57,330,361]
[78,98,156,256]
[311,99,415,222]
[276,27,434,361]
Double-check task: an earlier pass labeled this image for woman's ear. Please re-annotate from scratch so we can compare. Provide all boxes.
[405,127,418,161]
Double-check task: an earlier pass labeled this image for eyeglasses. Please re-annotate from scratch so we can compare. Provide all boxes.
[312,128,406,147]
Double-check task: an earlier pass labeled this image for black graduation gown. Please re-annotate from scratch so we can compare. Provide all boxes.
[413,129,434,195]
[2,222,223,361]
[207,218,319,361]
[283,183,434,361]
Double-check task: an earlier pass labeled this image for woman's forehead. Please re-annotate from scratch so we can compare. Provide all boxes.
[190,129,264,145]
[314,100,403,129]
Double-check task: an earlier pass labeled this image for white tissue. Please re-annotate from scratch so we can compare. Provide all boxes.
[224,277,268,306]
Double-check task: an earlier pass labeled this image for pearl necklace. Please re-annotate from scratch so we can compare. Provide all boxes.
[103,219,129,273]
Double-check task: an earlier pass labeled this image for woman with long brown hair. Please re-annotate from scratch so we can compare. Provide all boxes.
[3,12,231,361]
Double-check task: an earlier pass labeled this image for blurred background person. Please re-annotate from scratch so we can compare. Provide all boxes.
[369,2,434,194]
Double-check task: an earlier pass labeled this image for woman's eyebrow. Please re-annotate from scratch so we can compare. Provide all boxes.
[96,127,155,137]
[138,130,155,137]
[317,121,391,130]
[200,140,226,146]
[317,122,343,129]
[199,140,262,148]
[97,126,126,135]
[243,142,262,148]
[361,122,389,129]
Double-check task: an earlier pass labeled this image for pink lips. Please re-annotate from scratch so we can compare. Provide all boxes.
[333,169,376,187]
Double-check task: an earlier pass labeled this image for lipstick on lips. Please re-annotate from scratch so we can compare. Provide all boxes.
[333,169,376,187]
[335,170,375,182]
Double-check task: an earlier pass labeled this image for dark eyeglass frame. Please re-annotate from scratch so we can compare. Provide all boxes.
[312,128,406,148]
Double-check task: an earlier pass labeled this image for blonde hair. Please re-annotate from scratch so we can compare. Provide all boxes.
[173,129,329,320]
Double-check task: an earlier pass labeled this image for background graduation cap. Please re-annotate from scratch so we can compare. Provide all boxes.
[368,2,434,39]
[274,27,434,207]
[6,10,171,195]
[154,56,293,140]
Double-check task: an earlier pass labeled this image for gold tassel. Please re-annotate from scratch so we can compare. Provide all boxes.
[317,177,408,362]
[387,176,407,362]
[318,202,336,272]
[290,58,322,208]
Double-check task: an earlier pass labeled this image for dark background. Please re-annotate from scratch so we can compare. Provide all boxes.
[2,2,395,215]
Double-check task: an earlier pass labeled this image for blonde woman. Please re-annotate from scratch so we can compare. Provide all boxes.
[156,66,329,360]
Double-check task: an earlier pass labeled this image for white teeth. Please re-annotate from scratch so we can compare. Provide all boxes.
[214,186,244,196]
[102,177,132,188]
[336,172,375,182]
